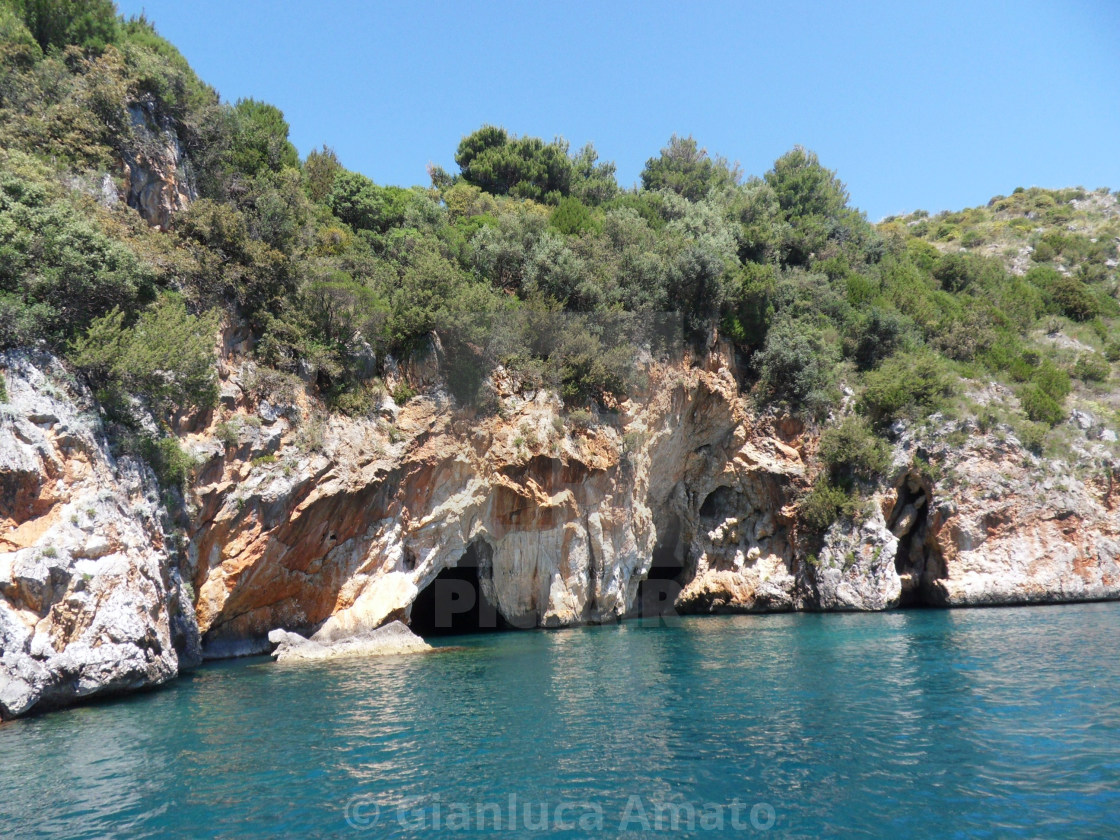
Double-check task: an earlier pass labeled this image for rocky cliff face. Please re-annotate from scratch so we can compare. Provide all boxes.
[181,352,812,656]
[0,351,198,719]
[3,346,1119,718]
[120,99,195,230]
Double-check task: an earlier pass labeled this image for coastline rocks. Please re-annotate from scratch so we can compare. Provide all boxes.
[799,501,901,611]
[184,359,811,652]
[893,419,1120,606]
[7,340,1120,718]
[268,620,431,662]
[0,350,199,719]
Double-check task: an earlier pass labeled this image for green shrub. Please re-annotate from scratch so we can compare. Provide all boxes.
[641,134,739,201]
[11,0,120,53]
[70,293,221,415]
[1031,359,1070,402]
[327,171,411,233]
[818,417,890,488]
[754,317,835,416]
[960,229,984,248]
[455,125,574,203]
[861,351,953,424]
[1104,340,1120,363]
[933,252,979,292]
[328,383,377,416]
[142,433,196,488]
[214,418,242,449]
[0,167,156,344]
[550,196,599,236]
[801,478,860,534]
[1019,385,1064,426]
[391,381,416,406]
[229,98,299,177]
[1028,266,1100,321]
[1073,353,1110,383]
[848,306,910,370]
[1031,240,1056,262]
[1013,420,1047,455]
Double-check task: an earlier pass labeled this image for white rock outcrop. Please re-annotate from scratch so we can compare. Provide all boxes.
[0,351,199,719]
[268,620,431,662]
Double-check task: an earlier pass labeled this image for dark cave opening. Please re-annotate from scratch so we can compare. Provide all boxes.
[407,540,513,636]
[699,486,735,521]
[888,475,944,607]
[636,512,689,617]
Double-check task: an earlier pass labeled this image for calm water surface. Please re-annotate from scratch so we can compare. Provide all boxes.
[2,604,1120,838]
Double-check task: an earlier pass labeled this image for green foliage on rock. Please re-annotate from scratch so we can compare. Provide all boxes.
[818,417,891,489]
[0,160,155,343]
[71,293,220,414]
[0,1,1117,491]
[861,352,952,425]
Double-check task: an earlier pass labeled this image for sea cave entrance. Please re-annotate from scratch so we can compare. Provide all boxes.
[888,474,945,606]
[635,511,690,618]
[408,539,514,636]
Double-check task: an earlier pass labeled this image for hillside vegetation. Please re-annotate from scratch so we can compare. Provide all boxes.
[1,1,1118,514]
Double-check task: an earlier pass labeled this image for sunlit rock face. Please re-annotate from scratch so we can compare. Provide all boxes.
[120,100,195,230]
[0,350,198,720]
[5,341,1120,718]
[182,353,812,654]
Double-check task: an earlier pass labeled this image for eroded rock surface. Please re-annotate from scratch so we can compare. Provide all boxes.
[892,417,1120,606]
[181,352,819,655]
[5,343,1120,718]
[269,620,431,662]
[120,99,195,230]
[0,351,198,719]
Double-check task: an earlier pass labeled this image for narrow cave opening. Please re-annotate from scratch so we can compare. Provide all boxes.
[888,475,943,607]
[407,540,513,636]
[699,486,735,521]
[636,512,689,617]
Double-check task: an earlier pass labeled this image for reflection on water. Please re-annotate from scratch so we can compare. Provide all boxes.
[3,604,1120,838]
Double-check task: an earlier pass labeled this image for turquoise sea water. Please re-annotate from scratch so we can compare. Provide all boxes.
[3,604,1120,839]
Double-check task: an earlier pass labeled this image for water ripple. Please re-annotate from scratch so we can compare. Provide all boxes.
[2,604,1120,838]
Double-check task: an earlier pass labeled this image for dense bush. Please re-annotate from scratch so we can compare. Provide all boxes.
[861,352,952,425]
[1027,266,1101,321]
[818,417,891,488]
[70,293,220,414]
[0,164,155,343]
[640,135,740,201]
[8,0,119,54]
[455,125,572,203]
[800,478,861,534]
[1019,385,1064,426]
[1073,352,1110,383]
[753,317,835,416]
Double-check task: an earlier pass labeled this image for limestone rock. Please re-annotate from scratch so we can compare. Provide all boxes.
[800,501,901,611]
[120,100,195,229]
[0,350,199,719]
[269,620,431,662]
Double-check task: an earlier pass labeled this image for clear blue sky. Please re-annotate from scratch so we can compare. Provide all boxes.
[115,0,1118,220]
